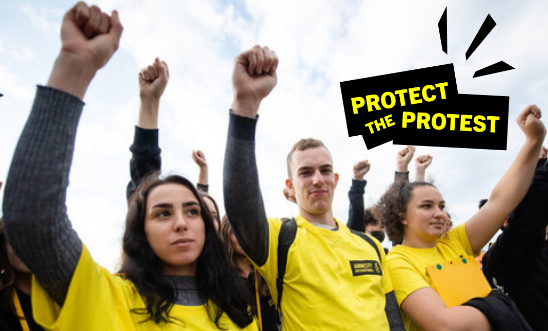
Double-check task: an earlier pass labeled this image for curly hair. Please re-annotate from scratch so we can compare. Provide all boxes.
[119,173,253,328]
[377,181,437,244]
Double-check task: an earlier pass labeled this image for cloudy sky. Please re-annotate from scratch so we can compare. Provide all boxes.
[1,0,547,271]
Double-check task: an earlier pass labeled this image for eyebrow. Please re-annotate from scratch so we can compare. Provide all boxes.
[420,199,445,204]
[297,164,333,172]
[151,201,200,209]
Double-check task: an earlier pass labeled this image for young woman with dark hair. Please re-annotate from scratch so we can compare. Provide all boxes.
[377,105,545,331]
[1,3,256,330]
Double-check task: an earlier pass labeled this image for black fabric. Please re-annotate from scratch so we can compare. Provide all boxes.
[126,126,161,199]
[276,218,297,309]
[0,290,44,331]
[245,272,280,331]
[347,179,366,232]
[462,290,533,331]
[482,159,548,330]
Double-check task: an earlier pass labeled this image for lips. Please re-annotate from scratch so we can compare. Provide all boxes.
[310,189,328,196]
[172,237,194,246]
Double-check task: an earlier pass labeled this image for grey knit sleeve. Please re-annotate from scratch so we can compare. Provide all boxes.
[223,111,269,266]
[3,86,84,306]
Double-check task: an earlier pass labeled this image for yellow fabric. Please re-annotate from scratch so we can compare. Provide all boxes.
[253,215,391,331]
[31,245,258,331]
[386,223,476,331]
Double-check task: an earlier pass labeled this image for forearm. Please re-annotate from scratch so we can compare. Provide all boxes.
[223,111,269,265]
[490,138,543,212]
[197,165,208,188]
[347,179,366,232]
[126,126,161,199]
[3,86,84,305]
[137,97,159,129]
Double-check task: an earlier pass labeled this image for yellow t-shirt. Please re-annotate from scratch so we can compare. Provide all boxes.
[31,245,258,331]
[253,215,392,331]
[386,224,475,331]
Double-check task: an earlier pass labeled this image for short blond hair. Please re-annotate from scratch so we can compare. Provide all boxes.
[286,138,332,177]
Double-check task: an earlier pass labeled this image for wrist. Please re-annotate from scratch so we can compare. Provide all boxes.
[47,52,98,100]
[231,95,261,118]
[396,164,409,172]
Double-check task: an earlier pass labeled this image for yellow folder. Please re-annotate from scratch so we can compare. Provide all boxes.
[426,256,492,307]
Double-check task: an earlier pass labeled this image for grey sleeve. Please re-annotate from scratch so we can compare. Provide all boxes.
[223,111,269,266]
[385,291,405,331]
[2,86,84,306]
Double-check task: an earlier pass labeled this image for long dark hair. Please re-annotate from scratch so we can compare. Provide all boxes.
[0,217,16,313]
[119,173,254,328]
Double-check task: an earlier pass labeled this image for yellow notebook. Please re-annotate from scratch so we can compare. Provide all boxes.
[426,256,491,307]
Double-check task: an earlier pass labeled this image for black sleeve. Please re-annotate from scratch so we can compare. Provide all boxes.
[223,111,269,266]
[126,126,161,199]
[482,159,548,287]
[394,171,409,183]
[347,179,366,231]
[385,291,405,331]
[2,86,84,306]
[197,183,209,193]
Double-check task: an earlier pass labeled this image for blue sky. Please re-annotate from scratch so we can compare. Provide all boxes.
[1,0,547,271]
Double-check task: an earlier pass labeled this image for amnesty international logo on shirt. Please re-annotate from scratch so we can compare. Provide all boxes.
[350,260,383,277]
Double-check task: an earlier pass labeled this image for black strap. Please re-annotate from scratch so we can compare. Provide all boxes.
[275,218,382,311]
[276,217,297,309]
[350,229,382,262]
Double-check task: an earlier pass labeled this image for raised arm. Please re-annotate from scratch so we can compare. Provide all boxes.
[466,105,546,253]
[223,45,278,265]
[126,58,169,199]
[395,145,415,182]
[415,154,433,182]
[2,2,122,305]
[347,159,370,232]
[192,150,209,193]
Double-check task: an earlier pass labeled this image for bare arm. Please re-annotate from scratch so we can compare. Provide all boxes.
[395,145,415,182]
[401,288,491,331]
[223,45,278,265]
[192,150,209,192]
[466,105,546,253]
[3,2,122,305]
[415,154,433,182]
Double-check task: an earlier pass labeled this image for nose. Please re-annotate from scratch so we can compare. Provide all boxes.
[312,170,324,186]
[433,207,447,220]
[173,211,188,232]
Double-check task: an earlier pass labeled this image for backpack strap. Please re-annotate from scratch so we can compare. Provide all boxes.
[276,220,382,311]
[350,229,382,263]
[276,217,297,309]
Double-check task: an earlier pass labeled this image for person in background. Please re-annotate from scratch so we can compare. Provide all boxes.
[481,146,548,330]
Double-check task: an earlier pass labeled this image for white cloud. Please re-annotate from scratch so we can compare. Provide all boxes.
[2,0,548,271]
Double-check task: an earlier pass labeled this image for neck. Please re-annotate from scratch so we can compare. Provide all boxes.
[15,272,32,295]
[299,208,336,227]
[402,235,437,249]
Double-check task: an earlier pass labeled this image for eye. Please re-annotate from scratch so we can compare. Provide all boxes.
[299,171,311,177]
[156,210,170,218]
[321,168,332,174]
[186,208,200,216]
